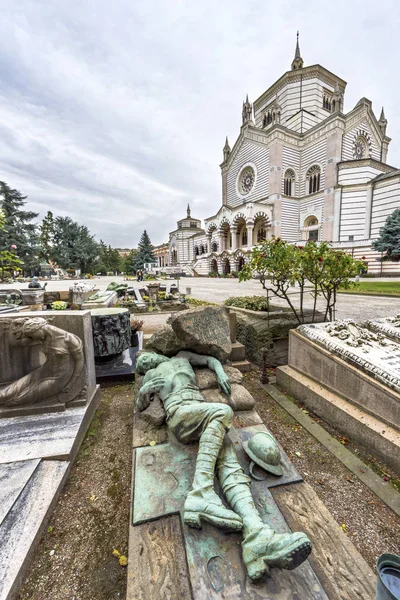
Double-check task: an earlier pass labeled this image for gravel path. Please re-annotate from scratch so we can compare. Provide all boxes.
[16,384,133,600]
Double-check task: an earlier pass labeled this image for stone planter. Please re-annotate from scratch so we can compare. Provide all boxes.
[21,289,45,306]
[228,306,325,367]
[91,307,131,358]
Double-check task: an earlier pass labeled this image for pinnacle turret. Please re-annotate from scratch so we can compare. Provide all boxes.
[187,203,191,218]
[331,81,343,112]
[223,136,231,162]
[379,106,388,136]
[291,31,304,70]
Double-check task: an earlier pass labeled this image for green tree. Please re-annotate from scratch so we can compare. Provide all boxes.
[372,209,400,261]
[0,208,24,280]
[50,217,100,274]
[96,242,123,274]
[0,182,39,274]
[39,210,55,261]
[123,249,138,275]
[133,230,155,271]
[239,239,364,323]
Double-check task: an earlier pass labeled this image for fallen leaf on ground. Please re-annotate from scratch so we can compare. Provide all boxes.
[340,523,347,533]
[112,549,121,558]
[119,555,128,566]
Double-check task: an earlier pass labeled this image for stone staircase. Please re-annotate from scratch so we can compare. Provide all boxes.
[192,258,209,277]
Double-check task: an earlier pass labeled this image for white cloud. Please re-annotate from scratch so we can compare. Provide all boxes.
[0,0,399,246]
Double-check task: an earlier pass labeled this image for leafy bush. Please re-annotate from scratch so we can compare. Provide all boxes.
[51,300,69,310]
[158,291,166,300]
[186,297,217,306]
[239,239,365,323]
[225,296,269,312]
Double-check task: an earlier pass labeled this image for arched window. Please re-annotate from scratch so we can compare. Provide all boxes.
[263,112,272,127]
[194,246,199,256]
[284,169,295,196]
[304,215,319,241]
[242,229,248,246]
[200,245,205,255]
[323,95,331,111]
[211,241,218,252]
[306,165,321,194]
[257,228,266,242]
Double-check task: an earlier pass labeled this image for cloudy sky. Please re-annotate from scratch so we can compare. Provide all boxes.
[1,0,399,247]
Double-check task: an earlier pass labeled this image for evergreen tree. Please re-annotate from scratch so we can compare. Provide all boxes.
[133,230,155,271]
[372,209,400,261]
[39,210,55,261]
[0,182,39,274]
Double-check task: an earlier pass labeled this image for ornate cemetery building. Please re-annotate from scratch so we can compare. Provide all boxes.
[168,36,400,276]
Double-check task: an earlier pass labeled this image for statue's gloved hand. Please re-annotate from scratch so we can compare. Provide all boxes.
[137,391,151,411]
[218,372,231,396]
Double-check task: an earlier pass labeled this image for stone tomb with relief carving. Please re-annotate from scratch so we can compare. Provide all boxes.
[0,311,101,600]
[276,319,400,472]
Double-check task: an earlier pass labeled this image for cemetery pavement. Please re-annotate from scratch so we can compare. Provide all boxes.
[2,275,400,321]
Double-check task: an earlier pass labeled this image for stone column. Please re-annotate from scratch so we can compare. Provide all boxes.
[219,234,225,252]
[332,188,342,241]
[364,183,373,240]
[247,224,254,248]
[268,140,284,238]
[231,227,237,251]
[206,235,212,253]
[221,165,228,206]
[323,129,343,241]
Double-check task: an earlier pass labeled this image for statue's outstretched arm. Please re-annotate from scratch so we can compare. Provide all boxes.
[136,377,164,411]
[176,351,231,396]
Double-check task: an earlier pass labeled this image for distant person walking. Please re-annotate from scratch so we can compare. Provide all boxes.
[137,270,143,282]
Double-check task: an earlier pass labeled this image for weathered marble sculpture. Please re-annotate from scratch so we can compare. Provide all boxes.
[0,316,85,407]
[136,350,312,580]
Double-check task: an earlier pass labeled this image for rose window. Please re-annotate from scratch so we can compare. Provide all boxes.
[239,167,255,195]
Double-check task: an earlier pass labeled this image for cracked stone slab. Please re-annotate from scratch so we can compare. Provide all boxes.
[0,460,40,527]
[0,460,68,600]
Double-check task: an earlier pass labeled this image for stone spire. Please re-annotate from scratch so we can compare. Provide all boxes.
[331,81,343,113]
[291,31,304,70]
[379,107,388,136]
[223,136,231,162]
[242,94,253,124]
[187,203,191,218]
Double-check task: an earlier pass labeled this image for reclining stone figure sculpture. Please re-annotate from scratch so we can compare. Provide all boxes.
[0,316,85,407]
[136,350,312,580]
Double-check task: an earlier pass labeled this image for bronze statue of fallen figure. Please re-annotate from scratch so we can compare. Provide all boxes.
[136,350,312,580]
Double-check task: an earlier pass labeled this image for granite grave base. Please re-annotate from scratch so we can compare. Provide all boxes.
[0,385,100,600]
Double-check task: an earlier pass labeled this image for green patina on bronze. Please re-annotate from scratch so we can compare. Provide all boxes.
[136,351,312,580]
